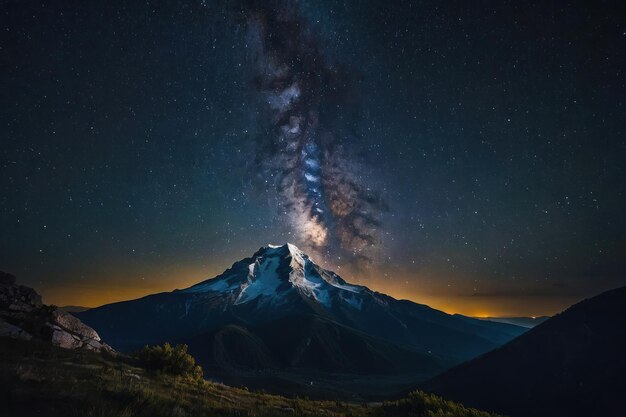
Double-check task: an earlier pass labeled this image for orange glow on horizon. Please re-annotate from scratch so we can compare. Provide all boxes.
[37,264,226,308]
[35,262,582,318]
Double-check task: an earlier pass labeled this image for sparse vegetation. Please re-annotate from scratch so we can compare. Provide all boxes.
[136,342,203,381]
[381,390,501,417]
[0,338,504,417]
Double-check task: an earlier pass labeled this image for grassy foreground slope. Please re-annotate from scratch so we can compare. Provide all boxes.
[0,338,501,417]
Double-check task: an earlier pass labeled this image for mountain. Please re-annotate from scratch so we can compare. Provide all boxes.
[422,286,626,417]
[77,243,526,399]
[476,316,550,328]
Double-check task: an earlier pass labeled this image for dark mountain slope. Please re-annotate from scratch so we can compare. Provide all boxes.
[187,314,445,375]
[423,286,626,417]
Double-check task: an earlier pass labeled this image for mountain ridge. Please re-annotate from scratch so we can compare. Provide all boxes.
[475,315,550,328]
[422,285,626,417]
[77,243,527,399]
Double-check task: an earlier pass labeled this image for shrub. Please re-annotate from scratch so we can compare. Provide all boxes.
[136,342,203,381]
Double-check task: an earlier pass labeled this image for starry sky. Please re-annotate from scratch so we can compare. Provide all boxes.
[1,0,625,316]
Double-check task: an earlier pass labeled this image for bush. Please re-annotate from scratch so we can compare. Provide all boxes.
[136,343,203,381]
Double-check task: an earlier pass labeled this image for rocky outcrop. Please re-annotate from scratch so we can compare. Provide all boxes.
[0,272,42,312]
[48,309,111,351]
[52,309,101,341]
[0,319,33,340]
[0,271,114,353]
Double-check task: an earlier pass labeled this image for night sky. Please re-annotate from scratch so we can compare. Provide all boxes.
[2,0,625,316]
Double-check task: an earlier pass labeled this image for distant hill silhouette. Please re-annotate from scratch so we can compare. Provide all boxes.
[423,286,626,417]
[59,305,91,313]
[475,316,549,328]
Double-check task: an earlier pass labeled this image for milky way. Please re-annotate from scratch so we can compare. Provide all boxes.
[239,0,385,266]
[3,0,624,314]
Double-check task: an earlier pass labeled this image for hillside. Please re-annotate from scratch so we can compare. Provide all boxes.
[0,337,501,417]
[423,286,626,417]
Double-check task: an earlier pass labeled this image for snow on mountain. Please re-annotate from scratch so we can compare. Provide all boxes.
[181,243,367,310]
[235,253,283,305]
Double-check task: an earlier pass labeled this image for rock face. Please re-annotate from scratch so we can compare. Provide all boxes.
[0,271,42,312]
[52,309,101,341]
[0,319,32,341]
[0,271,113,353]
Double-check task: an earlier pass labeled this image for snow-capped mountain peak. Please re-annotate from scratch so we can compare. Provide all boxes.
[181,243,366,309]
[265,243,307,269]
[78,244,528,379]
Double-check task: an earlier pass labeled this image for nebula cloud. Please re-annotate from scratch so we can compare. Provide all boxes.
[238,0,385,266]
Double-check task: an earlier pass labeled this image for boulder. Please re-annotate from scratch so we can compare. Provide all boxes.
[51,328,83,349]
[52,310,100,341]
